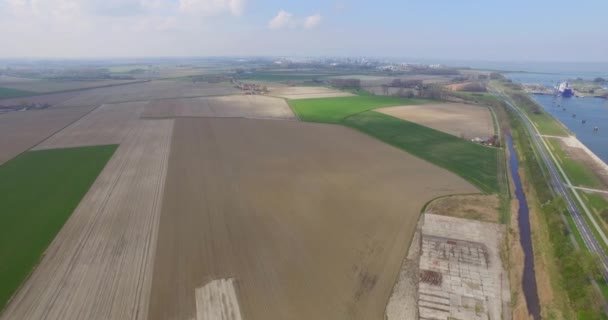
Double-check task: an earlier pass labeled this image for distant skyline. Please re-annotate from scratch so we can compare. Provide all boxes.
[1,0,607,61]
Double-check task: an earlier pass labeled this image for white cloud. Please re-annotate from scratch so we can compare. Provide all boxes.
[268,10,294,30]
[228,0,245,16]
[269,10,323,30]
[304,14,321,29]
[179,0,246,16]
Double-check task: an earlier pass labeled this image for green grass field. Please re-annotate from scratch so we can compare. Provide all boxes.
[0,145,117,310]
[290,95,426,123]
[546,138,603,188]
[529,113,570,136]
[0,87,36,99]
[344,111,499,193]
[490,80,569,136]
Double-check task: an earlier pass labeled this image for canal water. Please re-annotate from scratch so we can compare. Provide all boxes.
[532,94,608,163]
[507,134,541,320]
[505,69,608,164]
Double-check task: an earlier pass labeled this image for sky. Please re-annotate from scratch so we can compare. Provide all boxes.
[0,0,607,61]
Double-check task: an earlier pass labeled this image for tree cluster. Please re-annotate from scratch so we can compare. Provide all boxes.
[330,78,361,89]
[388,79,423,88]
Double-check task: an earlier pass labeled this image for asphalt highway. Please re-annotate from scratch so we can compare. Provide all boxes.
[491,86,608,281]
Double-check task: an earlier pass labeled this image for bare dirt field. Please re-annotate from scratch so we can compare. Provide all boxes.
[148,117,477,320]
[446,82,474,91]
[0,80,240,110]
[378,103,495,139]
[445,82,487,92]
[0,119,174,320]
[418,214,510,320]
[267,86,354,99]
[0,91,81,108]
[0,78,137,93]
[142,95,295,120]
[55,80,240,107]
[426,194,501,223]
[34,101,148,150]
[0,106,95,164]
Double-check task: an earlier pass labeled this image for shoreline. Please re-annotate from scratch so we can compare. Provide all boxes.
[527,91,608,99]
[562,134,608,177]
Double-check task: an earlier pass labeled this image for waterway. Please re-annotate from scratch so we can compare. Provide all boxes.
[505,69,608,164]
[532,95,608,162]
[507,134,541,320]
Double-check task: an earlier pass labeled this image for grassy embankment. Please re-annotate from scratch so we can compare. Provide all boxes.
[546,139,604,188]
[491,80,570,136]
[290,95,500,194]
[0,145,117,310]
[495,86,607,319]
[451,86,608,318]
[543,138,608,255]
[0,87,36,99]
[494,77,608,249]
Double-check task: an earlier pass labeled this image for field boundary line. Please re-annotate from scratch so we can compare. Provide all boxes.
[99,93,252,107]
[29,105,102,150]
[0,80,150,101]
[0,104,101,167]
[339,124,487,193]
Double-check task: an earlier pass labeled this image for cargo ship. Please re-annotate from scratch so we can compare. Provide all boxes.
[556,81,575,97]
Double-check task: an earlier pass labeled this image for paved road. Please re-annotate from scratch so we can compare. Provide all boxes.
[567,185,608,195]
[490,86,608,282]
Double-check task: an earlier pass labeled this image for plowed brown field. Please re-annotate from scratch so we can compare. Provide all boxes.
[34,101,148,150]
[148,118,477,320]
[0,119,174,320]
[142,95,295,120]
[0,106,95,164]
[56,80,239,107]
[268,86,354,99]
[378,103,494,139]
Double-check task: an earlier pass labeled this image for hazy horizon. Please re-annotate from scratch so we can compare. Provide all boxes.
[1,0,607,61]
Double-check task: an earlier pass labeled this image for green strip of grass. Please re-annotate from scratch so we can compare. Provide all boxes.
[596,278,608,307]
[582,193,608,224]
[343,111,499,193]
[546,138,603,188]
[289,95,426,123]
[491,80,569,136]
[564,210,587,249]
[530,113,570,136]
[0,145,117,310]
[0,87,36,99]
